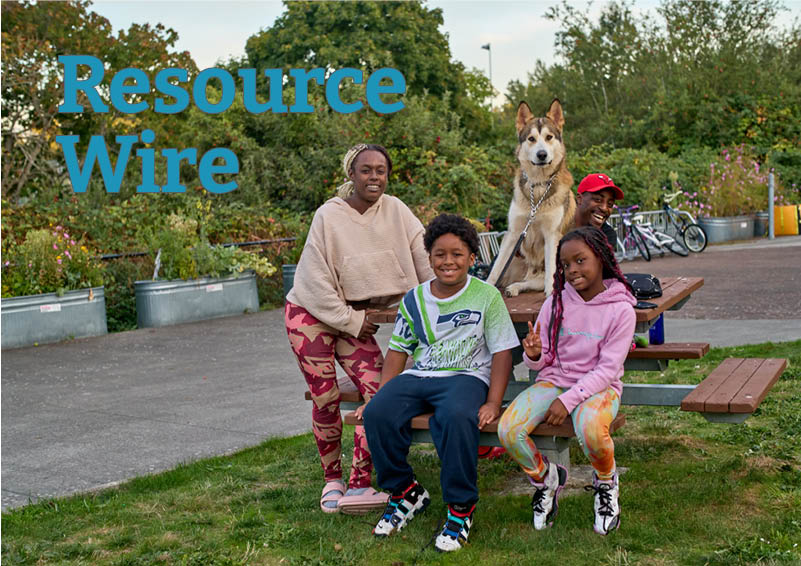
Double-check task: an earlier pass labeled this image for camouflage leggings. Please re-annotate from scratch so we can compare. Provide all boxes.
[284,302,383,489]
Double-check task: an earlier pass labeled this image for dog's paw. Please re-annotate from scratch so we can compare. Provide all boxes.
[504,283,523,297]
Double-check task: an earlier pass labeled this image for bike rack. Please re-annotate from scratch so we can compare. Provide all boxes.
[609,209,686,261]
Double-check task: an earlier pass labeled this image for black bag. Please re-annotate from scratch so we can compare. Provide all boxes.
[625,273,663,299]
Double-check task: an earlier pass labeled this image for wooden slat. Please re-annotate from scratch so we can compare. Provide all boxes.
[704,358,763,412]
[344,410,626,439]
[502,292,546,323]
[627,342,709,360]
[636,276,704,324]
[729,358,787,413]
[680,358,744,412]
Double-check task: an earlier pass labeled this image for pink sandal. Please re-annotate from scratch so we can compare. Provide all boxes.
[337,487,389,515]
[320,480,345,514]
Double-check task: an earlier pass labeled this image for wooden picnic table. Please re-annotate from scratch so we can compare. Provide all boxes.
[367,276,705,335]
[321,275,788,468]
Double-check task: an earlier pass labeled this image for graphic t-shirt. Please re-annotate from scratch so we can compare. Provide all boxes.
[388,276,519,386]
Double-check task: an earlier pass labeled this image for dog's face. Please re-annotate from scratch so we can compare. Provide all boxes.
[515,99,565,174]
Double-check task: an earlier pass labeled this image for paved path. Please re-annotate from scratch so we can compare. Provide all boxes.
[2,236,800,510]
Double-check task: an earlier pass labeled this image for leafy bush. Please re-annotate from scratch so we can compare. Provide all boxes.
[1,226,103,297]
[139,208,278,282]
[103,257,151,332]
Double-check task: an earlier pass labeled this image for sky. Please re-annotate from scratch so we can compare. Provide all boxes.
[88,0,608,106]
[92,0,800,106]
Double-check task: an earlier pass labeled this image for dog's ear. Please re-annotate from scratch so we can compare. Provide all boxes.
[546,99,564,131]
[516,101,534,134]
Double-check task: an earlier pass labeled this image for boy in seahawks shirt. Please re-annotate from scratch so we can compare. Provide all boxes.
[359,214,518,552]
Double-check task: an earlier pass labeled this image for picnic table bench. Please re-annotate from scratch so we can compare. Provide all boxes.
[304,276,787,469]
[322,355,786,468]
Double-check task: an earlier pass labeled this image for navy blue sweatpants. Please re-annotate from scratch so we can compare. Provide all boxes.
[363,373,488,505]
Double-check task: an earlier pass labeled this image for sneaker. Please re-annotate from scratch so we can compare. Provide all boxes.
[373,481,430,537]
[584,472,620,535]
[530,461,568,530]
[434,503,475,552]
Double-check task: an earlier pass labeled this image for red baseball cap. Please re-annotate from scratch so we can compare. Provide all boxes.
[577,173,624,200]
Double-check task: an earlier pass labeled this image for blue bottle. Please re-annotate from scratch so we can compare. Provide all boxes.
[649,313,665,345]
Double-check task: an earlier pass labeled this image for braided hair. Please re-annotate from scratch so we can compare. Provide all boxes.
[544,226,632,365]
[335,144,393,198]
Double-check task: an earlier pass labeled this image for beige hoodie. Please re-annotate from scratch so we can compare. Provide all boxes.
[286,194,434,337]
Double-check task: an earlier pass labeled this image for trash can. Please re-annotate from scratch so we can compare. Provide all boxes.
[282,264,297,299]
[754,211,769,237]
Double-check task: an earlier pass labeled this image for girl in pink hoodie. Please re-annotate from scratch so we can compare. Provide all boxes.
[498,226,636,536]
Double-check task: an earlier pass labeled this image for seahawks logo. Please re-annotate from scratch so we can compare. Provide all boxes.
[437,310,482,330]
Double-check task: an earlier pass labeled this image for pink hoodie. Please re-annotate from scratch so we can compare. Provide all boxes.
[524,279,636,413]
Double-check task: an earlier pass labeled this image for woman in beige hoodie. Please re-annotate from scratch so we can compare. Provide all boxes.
[285,144,434,514]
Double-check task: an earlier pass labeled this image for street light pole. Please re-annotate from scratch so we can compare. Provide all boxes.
[481,42,492,88]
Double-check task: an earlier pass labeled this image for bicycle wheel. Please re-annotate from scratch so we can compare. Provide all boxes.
[682,223,708,253]
[630,225,651,261]
[656,230,689,256]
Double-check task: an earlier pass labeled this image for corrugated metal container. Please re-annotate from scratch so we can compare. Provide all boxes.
[698,215,754,243]
[1,286,108,349]
[135,271,258,328]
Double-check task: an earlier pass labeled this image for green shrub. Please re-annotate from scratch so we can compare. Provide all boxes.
[103,257,151,332]
[138,207,278,282]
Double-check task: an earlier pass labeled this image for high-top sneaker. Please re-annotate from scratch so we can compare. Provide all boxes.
[584,471,620,535]
[530,461,568,530]
[372,481,430,537]
[434,503,475,552]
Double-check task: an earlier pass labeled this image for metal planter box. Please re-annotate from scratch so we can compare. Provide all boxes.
[135,272,259,328]
[1,286,108,349]
[698,215,754,243]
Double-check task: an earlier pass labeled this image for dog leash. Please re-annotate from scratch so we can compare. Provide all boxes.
[494,172,556,289]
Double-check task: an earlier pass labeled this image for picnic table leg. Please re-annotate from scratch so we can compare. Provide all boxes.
[536,437,571,470]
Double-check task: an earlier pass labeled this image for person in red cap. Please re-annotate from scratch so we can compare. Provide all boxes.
[574,173,624,249]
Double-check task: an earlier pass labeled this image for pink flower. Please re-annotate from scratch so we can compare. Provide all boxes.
[70,240,76,246]
[64,233,70,239]
[57,258,62,264]
[53,243,58,250]
[55,225,63,230]
[3,261,9,266]
[65,250,72,259]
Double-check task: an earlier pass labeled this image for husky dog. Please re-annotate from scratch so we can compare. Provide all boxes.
[487,99,576,297]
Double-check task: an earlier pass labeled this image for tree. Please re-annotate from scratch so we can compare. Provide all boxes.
[241,1,493,139]
[506,0,801,153]
[1,0,197,201]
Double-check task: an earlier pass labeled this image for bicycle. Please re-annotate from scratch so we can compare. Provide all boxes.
[616,204,651,261]
[661,190,708,253]
[617,204,690,260]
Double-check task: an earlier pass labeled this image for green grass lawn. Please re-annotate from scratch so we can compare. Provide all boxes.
[3,341,800,566]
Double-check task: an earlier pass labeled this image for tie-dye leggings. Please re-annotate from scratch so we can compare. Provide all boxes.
[284,301,382,489]
[498,381,619,481]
